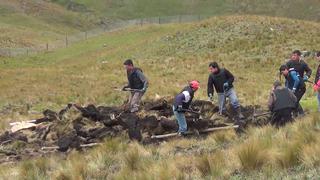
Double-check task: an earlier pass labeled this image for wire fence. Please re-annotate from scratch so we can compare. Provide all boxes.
[0,15,210,57]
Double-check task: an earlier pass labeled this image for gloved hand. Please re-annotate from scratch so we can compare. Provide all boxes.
[223,82,229,89]
[141,87,147,93]
[176,105,184,112]
[208,93,213,101]
[122,85,129,91]
[292,88,296,93]
[303,75,309,82]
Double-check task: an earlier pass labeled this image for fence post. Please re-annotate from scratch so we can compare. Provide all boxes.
[198,15,201,21]
[179,15,181,23]
[140,18,143,26]
[85,31,87,40]
[46,43,49,51]
[159,17,161,24]
[65,33,68,47]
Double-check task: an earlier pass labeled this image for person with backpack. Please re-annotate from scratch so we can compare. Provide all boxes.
[279,64,305,117]
[122,59,148,113]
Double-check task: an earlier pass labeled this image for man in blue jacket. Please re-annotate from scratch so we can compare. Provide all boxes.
[279,64,305,117]
[173,80,200,135]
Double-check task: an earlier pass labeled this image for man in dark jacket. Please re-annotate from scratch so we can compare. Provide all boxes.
[207,62,244,123]
[315,52,320,112]
[268,80,297,127]
[279,64,305,117]
[173,80,199,135]
[286,50,312,115]
[123,59,148,113]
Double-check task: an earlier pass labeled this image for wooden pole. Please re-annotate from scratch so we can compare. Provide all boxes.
[151,125,239,139]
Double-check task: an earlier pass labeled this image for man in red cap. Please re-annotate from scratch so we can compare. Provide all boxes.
[173,80,200,136]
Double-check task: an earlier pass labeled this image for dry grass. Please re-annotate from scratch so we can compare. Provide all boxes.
[0,15,320,179]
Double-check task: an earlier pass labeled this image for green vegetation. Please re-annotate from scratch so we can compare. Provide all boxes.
[0,12,320,178]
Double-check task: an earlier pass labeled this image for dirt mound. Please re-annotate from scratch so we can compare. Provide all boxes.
[0,99,270,163]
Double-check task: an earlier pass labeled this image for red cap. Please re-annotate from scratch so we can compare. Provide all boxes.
[189,80,200,90]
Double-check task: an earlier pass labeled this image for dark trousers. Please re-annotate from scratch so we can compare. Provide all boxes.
[294,86,306,115]
[271,108,293,127]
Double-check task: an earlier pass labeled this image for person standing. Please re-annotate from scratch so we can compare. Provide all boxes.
[207,62,244,124]
[268,80,297,127]
[314,52,320,112]
[286,50,312,115]
[122,59,148,113]
[173,81,200,135]
[279,65,305,117]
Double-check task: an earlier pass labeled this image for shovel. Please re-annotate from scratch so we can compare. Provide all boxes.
[113,87,144,92]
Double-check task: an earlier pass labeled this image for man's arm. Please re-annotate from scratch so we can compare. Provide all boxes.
[207,75,214,97]
[267,91,275,111]
[136,71,148,90]
[288,90,297,103]
[224,69,235,85]
[303,61,312,78]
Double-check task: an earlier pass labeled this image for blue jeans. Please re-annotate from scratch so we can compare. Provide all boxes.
[217,88,240,114]
[172,106,187,133]
[317,92,320,112]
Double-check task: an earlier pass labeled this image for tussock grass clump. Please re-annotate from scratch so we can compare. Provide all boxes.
[196,151,226,178]
[300,142,320,168]
[237,139,269,171]
[19,158,51,179]
[211,130,237,145]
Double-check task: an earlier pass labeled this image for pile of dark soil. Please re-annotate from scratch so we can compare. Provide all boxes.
[0,98,270,163]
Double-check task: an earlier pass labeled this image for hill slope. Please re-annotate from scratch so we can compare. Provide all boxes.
[0,15,320,179]
[2,0,320,49]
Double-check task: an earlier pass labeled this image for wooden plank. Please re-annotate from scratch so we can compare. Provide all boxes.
[41,143,101,151]
[151,125,239,139]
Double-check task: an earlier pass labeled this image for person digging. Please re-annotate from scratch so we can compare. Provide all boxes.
[173,80,200,136]
[122,59,148,113]
[268,80,297,127]
[286,50,312,116]
[207,62,245,126]
[279,65,305,118]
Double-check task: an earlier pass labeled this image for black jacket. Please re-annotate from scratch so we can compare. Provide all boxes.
[207,68,234,96]
[286,59,312,78]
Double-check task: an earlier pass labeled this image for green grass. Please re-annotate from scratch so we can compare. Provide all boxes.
[0,15,320,178]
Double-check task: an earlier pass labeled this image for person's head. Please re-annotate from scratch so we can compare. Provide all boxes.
[123,59,134,71]
[273,80,282,89]
[279,64,289,76]
[208,62,219,74]
[189,80,200,91]
[291,50,301,61]
[316,51,320,61]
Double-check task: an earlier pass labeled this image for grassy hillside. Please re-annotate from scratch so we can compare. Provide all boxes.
[53,0,320,21]
[0,15,320,178]
[2,0,320,49]
[0,0,97,48]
